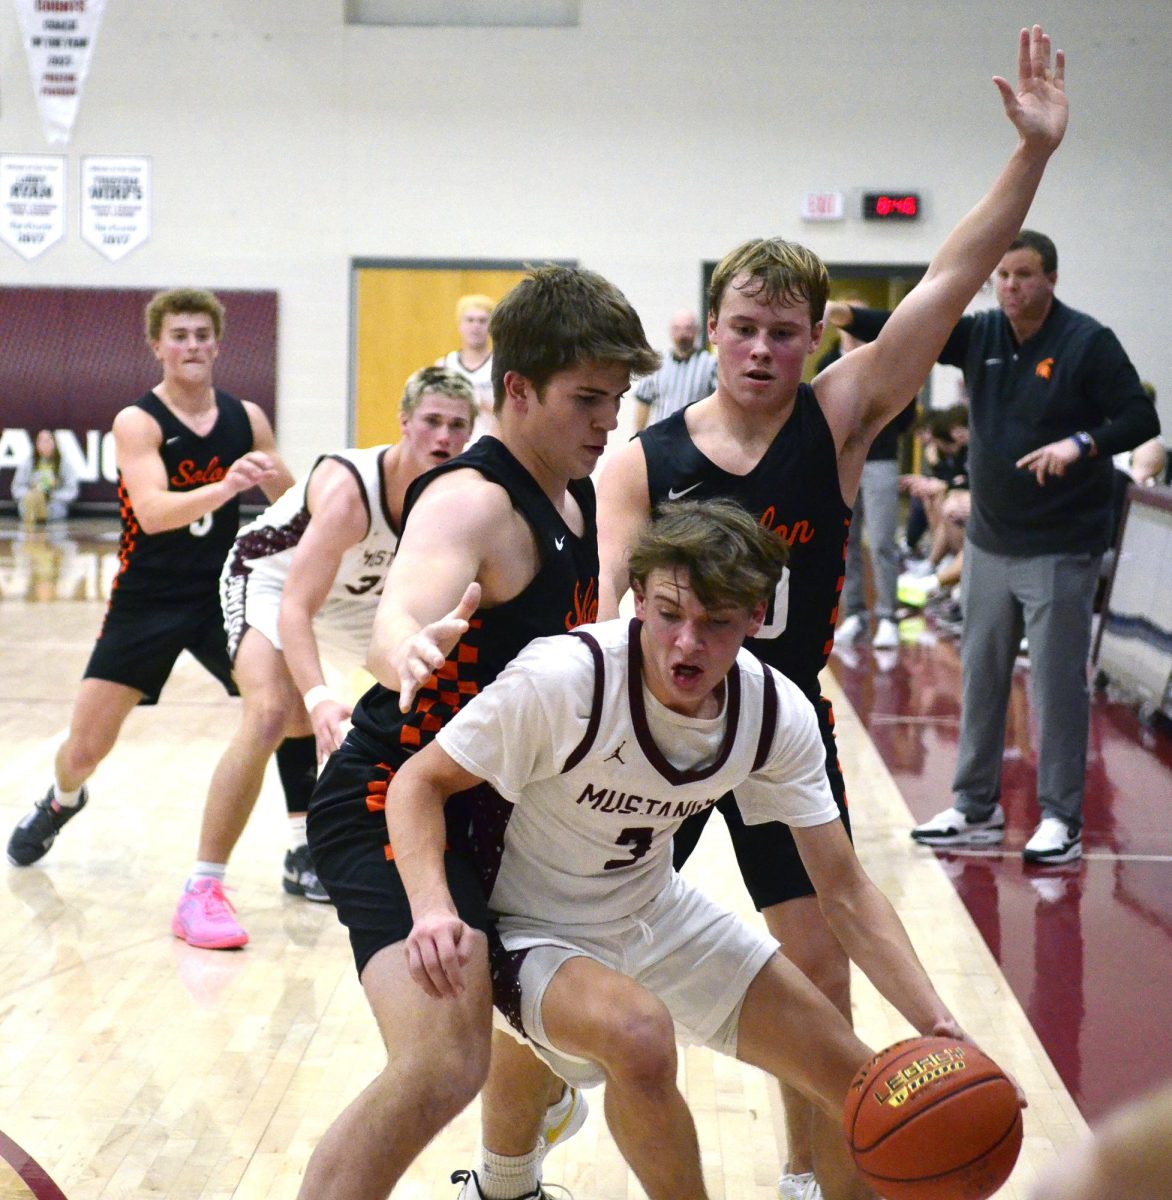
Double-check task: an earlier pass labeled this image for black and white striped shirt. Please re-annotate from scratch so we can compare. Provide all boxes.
[634,349,718,425]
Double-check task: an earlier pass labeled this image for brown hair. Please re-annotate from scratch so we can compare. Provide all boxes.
[708,238,829,326]
[629,498,788,612]
[489,265,660,412]
[144,289,226,342]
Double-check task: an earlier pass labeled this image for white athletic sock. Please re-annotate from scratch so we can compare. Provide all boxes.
[189,862,227,887]
[288,813,308,850]
[477,1145,542,1199]
[51,784,83,809]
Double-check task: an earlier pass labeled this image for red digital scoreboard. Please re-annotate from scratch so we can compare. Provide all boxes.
[862,192,920,220]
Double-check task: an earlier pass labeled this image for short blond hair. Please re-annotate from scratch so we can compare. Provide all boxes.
[401,366,477,424]
[708,239,828,327]
[456,294,494,320]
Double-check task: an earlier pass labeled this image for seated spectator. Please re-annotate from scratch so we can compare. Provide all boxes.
[11,429,80,527]
[898,406,969,605]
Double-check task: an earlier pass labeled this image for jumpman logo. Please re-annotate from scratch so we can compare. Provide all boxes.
[604,741,627,765]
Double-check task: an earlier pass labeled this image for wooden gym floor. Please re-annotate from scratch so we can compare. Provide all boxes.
[5,518,1158,1199]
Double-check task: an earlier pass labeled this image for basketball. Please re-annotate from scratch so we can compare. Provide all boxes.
[843,1036,1023,1200]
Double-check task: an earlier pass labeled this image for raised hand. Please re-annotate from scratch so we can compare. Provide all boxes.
[994,24,1068,155]
[397,582,482,713]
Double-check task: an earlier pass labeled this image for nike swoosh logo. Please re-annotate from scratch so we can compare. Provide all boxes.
[554,536,565,550]
[165,436,182,445]
[667,482,702,500]
[984,358,1003,366]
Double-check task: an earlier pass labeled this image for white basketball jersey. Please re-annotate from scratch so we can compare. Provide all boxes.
[438,618,838,926]
[232,445,399,622]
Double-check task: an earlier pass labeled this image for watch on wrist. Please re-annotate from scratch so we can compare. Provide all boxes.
[1072,431,1096,458]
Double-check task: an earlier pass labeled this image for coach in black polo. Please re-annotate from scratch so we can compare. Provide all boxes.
[833,230,1158,864]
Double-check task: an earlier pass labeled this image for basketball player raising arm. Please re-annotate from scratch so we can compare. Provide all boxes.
[593,26,1066,1199]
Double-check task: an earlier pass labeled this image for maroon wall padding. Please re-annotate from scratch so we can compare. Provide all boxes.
[0,286,278,510]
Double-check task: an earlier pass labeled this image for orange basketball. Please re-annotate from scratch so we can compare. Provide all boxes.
[843,1036,1023,1200]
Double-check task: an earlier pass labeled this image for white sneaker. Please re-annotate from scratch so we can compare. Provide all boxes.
[451,1169,570,1200]
[833,613,865,644]
[778,1171,822,1200]
[910,804,1005,847]
[871,617,900,649]
[541,1085,588,1151]
[1022,816,1082,865]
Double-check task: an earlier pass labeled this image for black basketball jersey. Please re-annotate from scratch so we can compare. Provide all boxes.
[111,390,254,603]
[350,435,600,758]
[640,383,851,699]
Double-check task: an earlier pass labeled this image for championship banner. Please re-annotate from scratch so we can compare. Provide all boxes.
[81,155,151,261]
[0,153,65,260]
[13,0,108,146]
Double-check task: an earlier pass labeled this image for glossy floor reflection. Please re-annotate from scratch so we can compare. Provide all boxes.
[830,620,1172,1123]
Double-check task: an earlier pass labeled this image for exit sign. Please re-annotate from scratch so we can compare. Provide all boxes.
[800,191,845,222]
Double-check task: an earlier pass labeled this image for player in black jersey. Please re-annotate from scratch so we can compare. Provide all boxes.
[596,27,1067,1200]
[298,266,658,1200]
[7,289,292,879]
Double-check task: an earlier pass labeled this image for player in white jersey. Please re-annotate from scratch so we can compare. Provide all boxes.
[437,293,497,441]
[170,367,476,951]
[387,500,987,1200]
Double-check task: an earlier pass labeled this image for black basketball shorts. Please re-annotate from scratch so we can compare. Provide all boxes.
[83,591,237,705]
[307,732,492,979]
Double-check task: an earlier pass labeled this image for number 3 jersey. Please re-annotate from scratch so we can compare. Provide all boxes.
[224,445,400,652]
[439,617,838,928]
[112,390,254,603]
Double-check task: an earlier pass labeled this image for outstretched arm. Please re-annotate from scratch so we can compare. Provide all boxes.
[819,26,1068,442]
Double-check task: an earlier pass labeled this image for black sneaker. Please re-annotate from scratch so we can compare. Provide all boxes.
[7,786,88,866]
[282,845,330,902]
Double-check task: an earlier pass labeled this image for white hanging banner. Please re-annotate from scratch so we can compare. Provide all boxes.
[13,0,108,146]
[81,155,151,261]
[0,154,66,260]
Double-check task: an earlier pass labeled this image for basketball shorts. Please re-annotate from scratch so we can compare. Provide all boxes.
[673,692,851,909]
[221,556,370,672]
[84,591,237,705]
[490,871,779,1088]
[307,729,491,979]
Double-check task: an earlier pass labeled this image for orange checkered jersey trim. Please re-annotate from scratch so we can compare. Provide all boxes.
[397,617,484,753]
[111,477,141,597]
[367,761,453,861]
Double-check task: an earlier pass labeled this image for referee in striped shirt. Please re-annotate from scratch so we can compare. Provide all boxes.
[633,309,718,430]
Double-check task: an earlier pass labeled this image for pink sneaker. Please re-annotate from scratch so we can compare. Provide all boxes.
[171,878,249,949]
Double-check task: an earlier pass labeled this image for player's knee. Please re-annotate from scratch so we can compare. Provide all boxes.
[241,692,297,746]
[600,1002,677,1091]
[408,1033,490,1126]
[61,730,111,778]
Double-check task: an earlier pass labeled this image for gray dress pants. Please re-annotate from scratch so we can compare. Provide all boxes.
[842,459,901,622]
[952,540,1101,826]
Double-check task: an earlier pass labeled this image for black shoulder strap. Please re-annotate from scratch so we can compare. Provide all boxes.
[560,631,605,773]
[751,667,779,772]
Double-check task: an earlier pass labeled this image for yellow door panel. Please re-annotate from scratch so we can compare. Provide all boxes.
[352,264,534,447]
